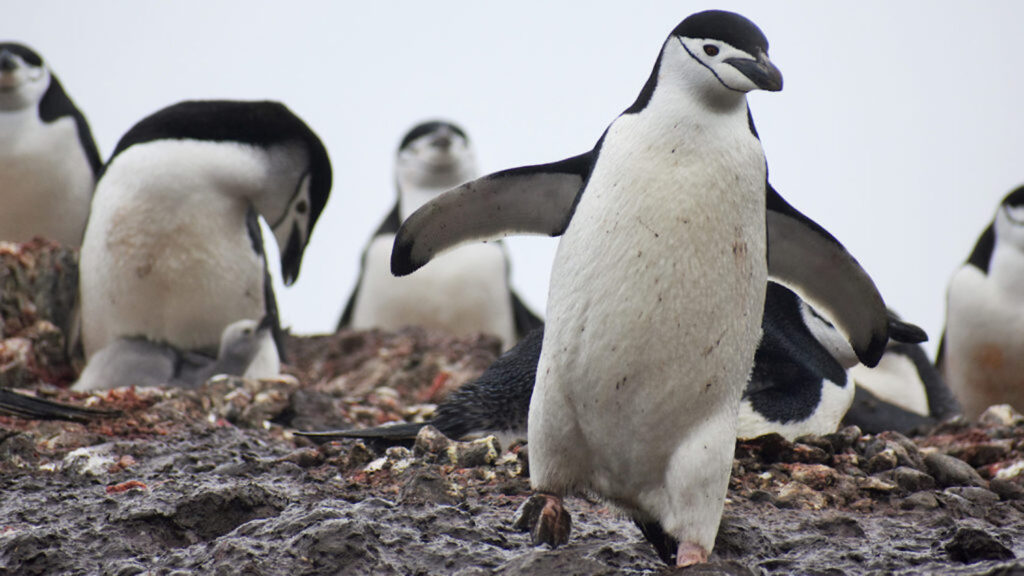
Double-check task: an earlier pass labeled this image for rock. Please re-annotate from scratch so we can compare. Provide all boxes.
[945,487,1000,507]
[788,464,838,491]
[884,466,936,493]
[811,514,865,538]
[925,452,986,488]
[990,478,1024,501]
[900,492,939,510]
[446,436,500,468]
[978,404,1024,428]
[857,476,897,493]
[776,482,826,510]
[949,440,1014,468]
[822,425,862,453]
[945,527,1015,563]
[866,449,899,473]
[412,425,452,459]
[399,468,461,505]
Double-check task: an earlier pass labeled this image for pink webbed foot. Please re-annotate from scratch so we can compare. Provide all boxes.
[676,541,709,567]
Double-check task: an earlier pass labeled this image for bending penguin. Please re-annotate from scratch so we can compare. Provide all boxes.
[939,185,1024,418]
[0,42,101,246]
[73,316,278,391]
[389,11,910,567]
[78,100,331,368]
[338,121,541,349]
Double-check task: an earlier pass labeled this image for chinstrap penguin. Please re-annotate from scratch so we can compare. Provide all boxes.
[78,100,331,367]
[938,185,1024,418]
[73,316,279,392]
[0,388,116,422]
[390,11,911,567]
[0,42,101,246]
[338,121,541,349]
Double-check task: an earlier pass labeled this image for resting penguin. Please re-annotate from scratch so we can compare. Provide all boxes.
[78,100,331,365]
[338,121,541,348]
[301,284,927,445]
[0,42,101,246]
[390,11,911,567]
[938,185,1024,418]
[73,316,279,391]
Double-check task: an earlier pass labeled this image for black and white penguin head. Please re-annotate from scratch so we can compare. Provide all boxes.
[108,100,332,285]
[396,121,477,219]
[795,293,861,370]
[629,11,782,113]
[994,185,1024,251]
[0,42,50,112]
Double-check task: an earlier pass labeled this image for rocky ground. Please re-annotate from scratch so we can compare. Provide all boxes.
[2,242,1024,575]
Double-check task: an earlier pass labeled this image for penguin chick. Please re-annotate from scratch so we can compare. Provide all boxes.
[73,317,279,392]
[338,121,541,348]
[78,100,331,363]
[0,42,101,246]
[939,185,1024,418]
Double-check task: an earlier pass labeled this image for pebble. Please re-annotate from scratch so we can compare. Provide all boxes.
[884,466,936,493]
[945,527,1015,563]
[899,491,939,510]
[446,436,500,468]
[944,487,1000,507]
[788,464,838,491]
[776,481,826,510]
[978,404,1024,428]
[413,425,452,459]
[949,440,1013,468]
[990,478,1024,501]
[822,425,862,453]
[924,452,985,488]
[866,449,898,473]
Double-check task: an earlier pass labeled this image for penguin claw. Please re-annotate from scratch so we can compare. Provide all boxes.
[675,541,709,567]
[514,492,572,548]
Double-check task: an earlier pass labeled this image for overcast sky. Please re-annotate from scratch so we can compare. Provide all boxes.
[13,1,1024,357]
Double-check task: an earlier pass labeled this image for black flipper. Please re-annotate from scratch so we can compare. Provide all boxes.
[766,183,891,367]
[391,152,595,276]
[510,292,544,339]
[0,389,117,422]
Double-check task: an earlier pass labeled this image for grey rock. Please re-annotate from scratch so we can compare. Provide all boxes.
[925,452,985,488]
[945,527,1015,563]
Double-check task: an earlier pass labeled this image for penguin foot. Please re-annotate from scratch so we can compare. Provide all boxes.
[513,492,572,548]
[675,541,709,567]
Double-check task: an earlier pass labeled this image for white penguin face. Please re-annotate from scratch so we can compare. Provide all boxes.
[0,46,50,112]
[675,36,783,95]
[995,191,1024,251]
[218,317,273,361]
[396,122,477,191]
[270,170,313,285]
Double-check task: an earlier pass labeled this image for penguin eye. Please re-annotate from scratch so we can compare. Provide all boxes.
[295,200,308,215]
[703,45,719,57]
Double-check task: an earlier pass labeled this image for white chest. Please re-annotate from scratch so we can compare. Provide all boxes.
[79,147,267,357]
[352,234,516,348]
[0,113,94,245]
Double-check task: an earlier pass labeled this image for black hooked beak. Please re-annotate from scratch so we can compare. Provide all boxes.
[280,223,303,285]
[725,50,783,92]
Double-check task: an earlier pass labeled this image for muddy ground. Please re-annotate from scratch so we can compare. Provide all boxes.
[0,325,1022,575]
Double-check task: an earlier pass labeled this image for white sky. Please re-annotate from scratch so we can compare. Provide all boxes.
[11,2,1024,357]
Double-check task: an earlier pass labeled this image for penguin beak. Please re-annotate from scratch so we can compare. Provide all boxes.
[279,223,304,285]
[725,50,783,92]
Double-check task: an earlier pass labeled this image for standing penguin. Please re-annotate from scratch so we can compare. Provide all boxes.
[0,42,101,246]
[78,100,330,366]
[939,185,1024,418]
[338,121,541,348]
[391,12,905,567]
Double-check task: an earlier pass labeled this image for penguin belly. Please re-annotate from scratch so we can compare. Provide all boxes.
[351,234,516,348]
[527,119,767,551]
[943,265,1024,418]
[849,354,929,416]
[80,156,265,358]
[0,114,94,246]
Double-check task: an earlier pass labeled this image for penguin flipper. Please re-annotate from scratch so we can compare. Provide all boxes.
[0,389,117,422]
[295,422,428,443]
[391,151,595,276]
[765,183,892,368]
[510,291,544,338]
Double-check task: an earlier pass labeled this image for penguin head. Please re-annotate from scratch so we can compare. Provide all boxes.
[994,185,1024,250]
[395,121,478,219]
[109,100,333,285]
[217,316,275,364]
[0,42,50,112]
[668,11,782,97]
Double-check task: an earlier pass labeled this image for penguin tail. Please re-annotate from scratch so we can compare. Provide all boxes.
[0,389,119,423]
